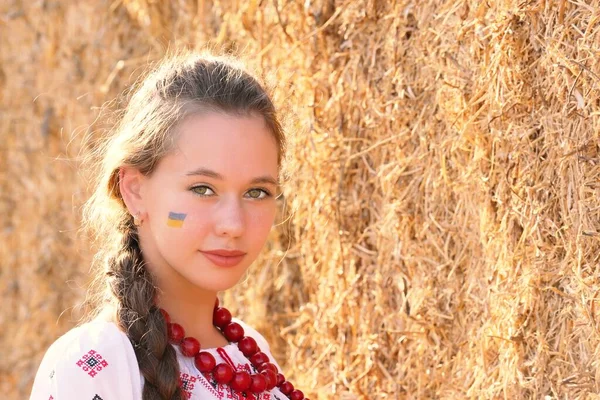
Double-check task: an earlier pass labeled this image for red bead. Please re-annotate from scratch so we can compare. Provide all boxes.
[213,363,233,384]
[213,307,232,329]
[276,373,285,386]
[180,337,200,357]
[238,336,258,357]
[290,389,305,400]
[159,309,171,324]
[261,369,277,390]
[258,362,278,374]
[224,322,244,342]
[167,323,185,343]
[194,351,216,372]
[249,373,267,393]
[250,351,270,367]
[230,371,251,391]
[279,381,294,395]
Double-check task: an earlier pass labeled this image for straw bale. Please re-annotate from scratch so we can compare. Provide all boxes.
[3,0,600,399]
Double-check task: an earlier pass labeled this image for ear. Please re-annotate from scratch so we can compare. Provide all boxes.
[119,167,147,218]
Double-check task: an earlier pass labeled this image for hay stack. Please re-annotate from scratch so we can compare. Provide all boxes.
[1,0,600,398]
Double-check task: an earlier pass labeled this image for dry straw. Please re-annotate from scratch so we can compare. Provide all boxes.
[1,0,600,399]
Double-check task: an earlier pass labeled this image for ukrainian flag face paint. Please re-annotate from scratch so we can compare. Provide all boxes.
[167,212,186,228]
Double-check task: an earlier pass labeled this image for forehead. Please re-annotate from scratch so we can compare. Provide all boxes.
[159,112,279,179]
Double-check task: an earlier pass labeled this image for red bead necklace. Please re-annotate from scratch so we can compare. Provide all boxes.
[160,299,308,400]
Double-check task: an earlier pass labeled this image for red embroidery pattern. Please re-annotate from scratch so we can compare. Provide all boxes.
[197,371,221,397]
[75,349,109,378]
[180,373,197,399]
[238,362,252,374]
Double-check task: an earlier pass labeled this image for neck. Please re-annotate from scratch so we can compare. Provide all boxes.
[157,287,216,328]
[152,267,233,349]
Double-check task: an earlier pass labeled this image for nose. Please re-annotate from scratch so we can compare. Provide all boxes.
[214,196,245,238]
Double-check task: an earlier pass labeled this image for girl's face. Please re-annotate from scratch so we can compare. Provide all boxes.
[135,111,279,294]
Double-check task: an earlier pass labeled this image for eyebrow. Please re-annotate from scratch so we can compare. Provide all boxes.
[186,167,279,186]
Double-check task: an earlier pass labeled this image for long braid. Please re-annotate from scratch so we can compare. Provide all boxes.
[107,220,183,399]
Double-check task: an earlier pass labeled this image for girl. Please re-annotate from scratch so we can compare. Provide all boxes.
[29,51,307,400]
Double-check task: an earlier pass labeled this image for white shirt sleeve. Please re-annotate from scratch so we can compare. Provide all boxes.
[29,320,142,400]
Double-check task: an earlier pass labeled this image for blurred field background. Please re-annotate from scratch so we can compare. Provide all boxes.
[2,0,600,399]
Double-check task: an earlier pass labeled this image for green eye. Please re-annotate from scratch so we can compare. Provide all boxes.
[247,188,272,199]
[248,189,262,198]
[191,185,214,196]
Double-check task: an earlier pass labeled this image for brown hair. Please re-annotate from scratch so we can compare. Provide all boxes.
[81,50,286,399]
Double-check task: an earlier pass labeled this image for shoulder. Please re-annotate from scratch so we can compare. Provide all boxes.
[30,319,142,400]
[56,318,131,353]
[41,319,134,375]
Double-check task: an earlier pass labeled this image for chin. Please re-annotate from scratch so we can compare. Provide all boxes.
[187,270,246,292]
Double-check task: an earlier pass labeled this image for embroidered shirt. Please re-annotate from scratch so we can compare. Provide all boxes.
[29,317,288,400]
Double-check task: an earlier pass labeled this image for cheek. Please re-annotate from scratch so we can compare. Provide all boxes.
[175,212,211,235]
[162,203,211,233]
[150,194,207,244]
[247,206,277,236]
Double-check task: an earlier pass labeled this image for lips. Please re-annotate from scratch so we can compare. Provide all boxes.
[200,249,246,267]
[201,249,246,257]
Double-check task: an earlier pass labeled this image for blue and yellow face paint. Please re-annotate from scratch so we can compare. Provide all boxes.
[167,212,186,228]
